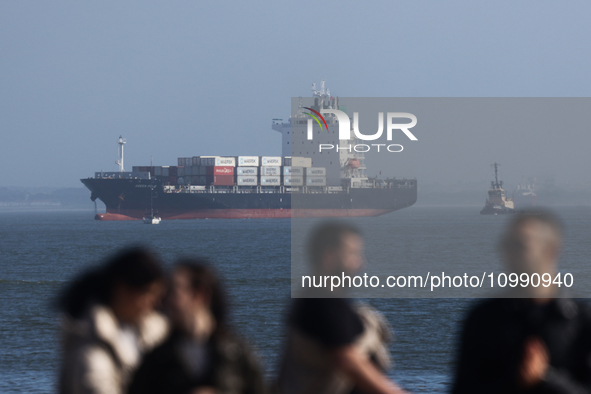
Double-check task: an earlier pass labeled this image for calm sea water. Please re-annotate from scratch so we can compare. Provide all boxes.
[1,206,589,393]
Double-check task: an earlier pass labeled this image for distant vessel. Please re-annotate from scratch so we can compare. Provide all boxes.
[480,163,515,215]
[514,177,537,209]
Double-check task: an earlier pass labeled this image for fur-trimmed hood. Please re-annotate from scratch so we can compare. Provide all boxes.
[59,304,169,394]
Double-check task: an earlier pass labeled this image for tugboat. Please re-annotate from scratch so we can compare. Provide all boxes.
[480,163,515,215]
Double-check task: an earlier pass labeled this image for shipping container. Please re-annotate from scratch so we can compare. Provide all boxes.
[177,167,185,177]
[291,157,313,167]
[238,156,259,166]
[261,156,282,166]
[283,157,291,167]
[192,157,201,166]
[215,157,236,166]
[189,166,206,175]
[306,176,327,186]
[169,166,177,176]
[162,167,169,177]
[283,176,304,186]
[199,156,217,166]
[283,166,304,176]
[260,176,281,186]
[206,166,234,176]
[212,175,234,186]
[260,166,281,176]
[237,176,258,186]
[169,176,177,185]
[306,167,326,176]
[237,167,258,175]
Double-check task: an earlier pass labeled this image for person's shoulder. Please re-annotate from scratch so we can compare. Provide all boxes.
[140,331,180,367]
[462,298,520,329]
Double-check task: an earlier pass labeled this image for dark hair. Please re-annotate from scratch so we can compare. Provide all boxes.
[58,247,163,318]
[175,260,228,331]
[307,221,362,268]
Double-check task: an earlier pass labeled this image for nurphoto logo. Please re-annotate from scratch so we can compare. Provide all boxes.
[305,109,418,153]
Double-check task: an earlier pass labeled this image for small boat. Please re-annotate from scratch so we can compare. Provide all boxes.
[143,182,161,224]
[143,214,161,224]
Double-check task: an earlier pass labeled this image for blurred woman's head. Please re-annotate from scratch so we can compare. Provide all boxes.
[59,247,164,325]
[168,260,228,338]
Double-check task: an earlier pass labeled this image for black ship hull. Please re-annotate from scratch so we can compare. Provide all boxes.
[81,178,417,220]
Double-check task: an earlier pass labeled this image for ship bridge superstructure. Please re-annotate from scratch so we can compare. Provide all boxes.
[272,80,367,186]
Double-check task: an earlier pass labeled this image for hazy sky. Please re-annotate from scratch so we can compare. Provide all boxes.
[1,1,591,188]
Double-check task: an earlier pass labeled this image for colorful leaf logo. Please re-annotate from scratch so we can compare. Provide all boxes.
[304,107,328,131]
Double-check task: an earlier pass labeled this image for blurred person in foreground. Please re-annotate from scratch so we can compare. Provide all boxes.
[452,210,591,394]
[128,260,266,394]
[58,247,168,394]
[276,222,408,394]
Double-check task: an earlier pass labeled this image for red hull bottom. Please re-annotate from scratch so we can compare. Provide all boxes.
[95,209,393,221]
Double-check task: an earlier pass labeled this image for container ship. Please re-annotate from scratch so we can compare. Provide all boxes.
[480,162,515,215]
[81,83,417,220]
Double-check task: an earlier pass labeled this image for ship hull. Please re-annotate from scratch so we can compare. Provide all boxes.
[480,204,515,215]
[82,178,417,220]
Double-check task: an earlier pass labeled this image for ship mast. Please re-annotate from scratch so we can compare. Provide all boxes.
[116,136,126,172]
[492,162,503,189]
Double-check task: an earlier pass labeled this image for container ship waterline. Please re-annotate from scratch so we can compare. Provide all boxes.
[81,83,417,220]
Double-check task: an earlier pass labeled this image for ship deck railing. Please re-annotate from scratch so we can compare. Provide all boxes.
[162,179,416,194]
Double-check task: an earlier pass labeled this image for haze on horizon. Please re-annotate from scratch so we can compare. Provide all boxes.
[1,1,590,191]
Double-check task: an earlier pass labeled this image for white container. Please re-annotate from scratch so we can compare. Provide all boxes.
[215,157,236,166]
[306,176,326,186]
[238,156,259,166]
[237,176,258,186]
[237,167,258,175]
[261,166,281,176]
[284,166,304,176]
[260,176,281,186]
[261,156,282,166]
[306,167,326,176]
[283,176,304,186]
[291,157,312,167]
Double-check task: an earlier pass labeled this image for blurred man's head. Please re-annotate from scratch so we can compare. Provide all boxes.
[308,222,364,275]
[502,210,563,276]
[168,260,228,337]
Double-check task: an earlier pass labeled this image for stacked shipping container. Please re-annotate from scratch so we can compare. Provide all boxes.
[163,156,327,187]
